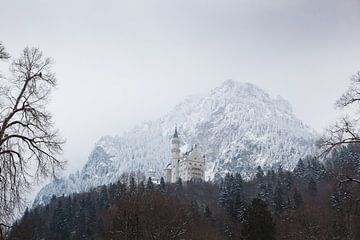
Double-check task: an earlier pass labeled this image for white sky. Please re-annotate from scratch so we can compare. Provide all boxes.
[1,0,360,176]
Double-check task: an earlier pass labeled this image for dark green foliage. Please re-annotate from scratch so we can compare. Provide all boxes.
[204,205,212,218]
[283,171,294,191]
[137,180,145,193]
[219,173,247,222]
[330,185,353,239]
[97,185,109,209]
[176,177,183,193]
[74,206,86,239]
[308,177,317,197]
[96,218,106,239]
[273,182,285,212]
[159,176,166,192]
[108,183,117,203]
[293,187,304,209]
[8,147,360,240]
[50,201,70,240]
[129,176,136,193]
[256,166,264,180]
[146,177,154,190]
[267,169,276,183]
[326,144,360,179]
[242,198,275,240]
[257,182,273,204]
[294,158,305,177]
[294,156,327,180]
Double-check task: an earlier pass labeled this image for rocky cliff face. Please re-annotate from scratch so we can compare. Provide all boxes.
[33,80,317,206]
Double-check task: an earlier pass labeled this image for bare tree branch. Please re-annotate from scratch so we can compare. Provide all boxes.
[337,72,360,108]
[0,45,65,233]
[339,177,360,185]
[318,117,360,157]
[319,70,360,186]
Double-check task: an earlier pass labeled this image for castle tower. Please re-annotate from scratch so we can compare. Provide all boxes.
[171,127,180,183]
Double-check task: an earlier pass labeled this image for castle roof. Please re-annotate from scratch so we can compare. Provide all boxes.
[164,163,172,170]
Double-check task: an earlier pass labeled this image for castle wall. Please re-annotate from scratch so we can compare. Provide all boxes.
[179,148,205,182]
[164,168,171,183]
[165,128,205,183]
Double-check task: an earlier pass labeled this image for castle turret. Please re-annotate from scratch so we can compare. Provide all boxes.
[171,127,180,183]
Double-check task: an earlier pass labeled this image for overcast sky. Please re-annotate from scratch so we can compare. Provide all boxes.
[1,0,360,176]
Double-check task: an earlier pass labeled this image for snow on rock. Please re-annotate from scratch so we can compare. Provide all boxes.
[33,80,317,206]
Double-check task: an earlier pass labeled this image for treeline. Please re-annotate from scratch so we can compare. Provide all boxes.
[7,144,360,240]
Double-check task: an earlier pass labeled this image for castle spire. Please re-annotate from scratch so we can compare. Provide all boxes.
[171,126,180,183]
[173,126,178,138]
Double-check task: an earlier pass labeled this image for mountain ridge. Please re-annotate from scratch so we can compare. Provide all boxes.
[33,80,317,206]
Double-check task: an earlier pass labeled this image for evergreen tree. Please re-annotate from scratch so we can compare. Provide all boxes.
[108,183,118,204]
[219,173,233,205]
[308,178,317,197]
[273,182,284,212]
[277,165,284,176]
[242,198,275,240]
[220,173,246,222]
[64,196,74,227]
[74,199,88,239]
[233,173,246,221]
[257,182,273,204]
[96,218,106,239]
[159,177,166,192]
[146,177,154,191]
[176,177,183,191]
[294,158,305,178]
[191,200,200,216]
[50,201,70,240]
[293,187,304,209]
[267,170,276,183]
[129,176,136,194]
[224,224,234,240]
[308,157,327,180]
[204,205,212,219]
[138,180,145,194]
[118,182,127,198]
[330,186,352,240]
[84,194,97,237]
[256,166,264,180]
[326,144,360,180]
[283,171,294,191]
[98,185,109,209]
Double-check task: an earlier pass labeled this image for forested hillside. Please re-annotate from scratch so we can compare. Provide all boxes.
[8,144,360,240]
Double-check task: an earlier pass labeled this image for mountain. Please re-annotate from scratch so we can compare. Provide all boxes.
[33,80,317,206]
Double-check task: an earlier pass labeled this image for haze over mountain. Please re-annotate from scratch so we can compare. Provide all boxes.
[34,80,317,206]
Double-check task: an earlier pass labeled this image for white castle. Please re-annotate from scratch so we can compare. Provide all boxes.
[163,127,206,183]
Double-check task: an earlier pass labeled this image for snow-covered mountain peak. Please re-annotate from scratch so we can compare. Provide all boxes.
[212,80,268,99]
[33,80,317,206]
